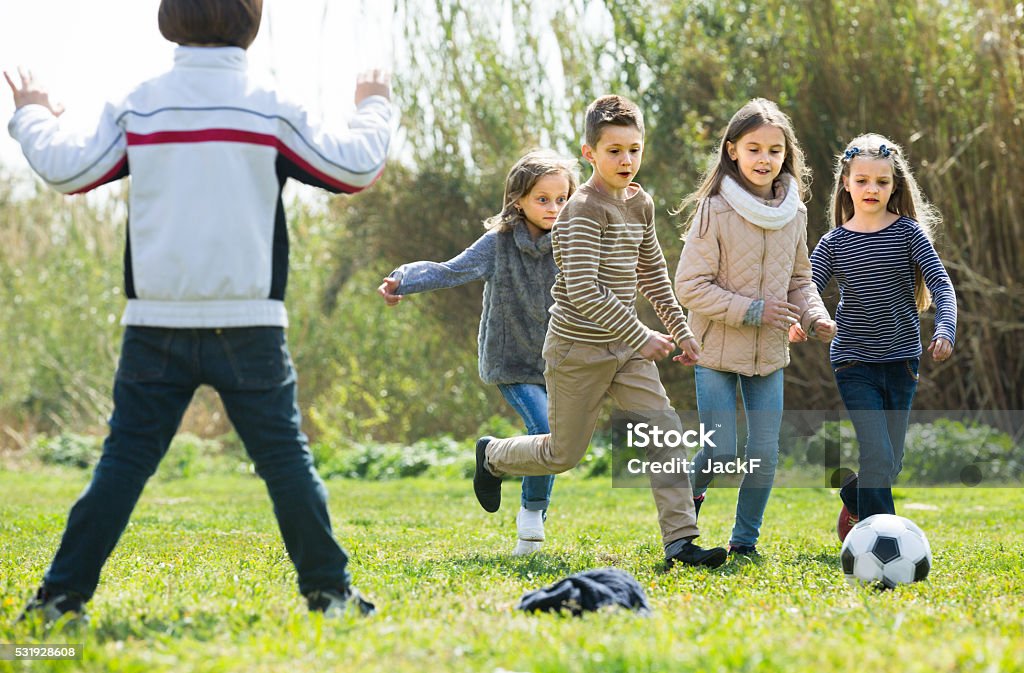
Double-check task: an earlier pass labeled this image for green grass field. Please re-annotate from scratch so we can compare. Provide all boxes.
[1,467,1022,672]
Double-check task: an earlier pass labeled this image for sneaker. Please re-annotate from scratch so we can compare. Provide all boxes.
[474,436,502,513]
[664,539,728,569]
[837,504,859,542]
[512,539,544,556]
[18,586,87,625]
[516,508,545,542]
[305,586,376,618]
[837,472,859,510]
[728,544,759,557]
[693,493,705,520]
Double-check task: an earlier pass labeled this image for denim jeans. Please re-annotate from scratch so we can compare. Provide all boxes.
[497,383,554,511]
[834,358,919,520]
[691,366,784,547]
[44,326,349,599]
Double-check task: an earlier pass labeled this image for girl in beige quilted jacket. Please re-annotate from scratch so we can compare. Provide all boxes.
[674,98,835,556]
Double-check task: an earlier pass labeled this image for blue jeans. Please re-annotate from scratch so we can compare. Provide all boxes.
[691,366,784,547]
[497,383,554,511]
[834,358,919,520]
[44,326,349,599]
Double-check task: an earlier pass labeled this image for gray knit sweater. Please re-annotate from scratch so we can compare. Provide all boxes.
[390,221,556,385]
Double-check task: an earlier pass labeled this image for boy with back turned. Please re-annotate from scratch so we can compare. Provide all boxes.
[7,0,391,622]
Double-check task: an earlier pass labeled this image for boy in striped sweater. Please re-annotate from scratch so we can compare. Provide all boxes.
[474,96,727,569]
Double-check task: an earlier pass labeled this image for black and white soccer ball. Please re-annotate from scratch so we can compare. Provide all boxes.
[840,514,932,589]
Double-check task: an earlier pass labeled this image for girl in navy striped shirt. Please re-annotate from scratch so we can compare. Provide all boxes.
[798,133,957,540]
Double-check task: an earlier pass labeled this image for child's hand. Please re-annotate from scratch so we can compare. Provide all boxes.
[639,332,674,361]
[377,276,402,306]
[928,337,953,362]
[788,323,807,343]
[354,69,391,105]
[762,297,801,332]
[4,68,64,116]
[812,318,837,343]
[672,337,701,366]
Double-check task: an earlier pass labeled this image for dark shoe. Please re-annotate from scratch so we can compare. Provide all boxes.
[837,504,859,542]
[728,544,759,557]
[474,436,502,513]
[306,586,376,617]
[18,586,87,625]
[838,472,859,511]
[665,539,727,569]
[693,493,705,520]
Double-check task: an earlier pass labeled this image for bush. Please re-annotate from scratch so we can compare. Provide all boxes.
[34,432,102,468]
[156,433,250,481]
[310,415,615,482]
[803,419,1023,485]
[295,265,509,446]
[32,431,250,479]
[313,435,474,481]
[902,420,1023,485]
[0,179,125,438]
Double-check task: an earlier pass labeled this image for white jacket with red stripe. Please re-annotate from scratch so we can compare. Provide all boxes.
[8,46,392,328]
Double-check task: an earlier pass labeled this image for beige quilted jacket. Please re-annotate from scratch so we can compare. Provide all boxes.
[674,192,829,376]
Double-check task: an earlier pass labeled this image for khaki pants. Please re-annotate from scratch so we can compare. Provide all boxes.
[486,332,700,545]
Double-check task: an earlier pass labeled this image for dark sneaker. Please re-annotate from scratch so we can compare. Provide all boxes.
[18,586,87,625]
[693,493,705,520]
[306,587,376,618]
[474,436,502,513]
[665,539,727,569]
[838,472,859,512]
[728,544,759,557]
[837,504,859,542]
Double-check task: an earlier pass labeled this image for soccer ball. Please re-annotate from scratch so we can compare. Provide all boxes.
[840,514,932,589]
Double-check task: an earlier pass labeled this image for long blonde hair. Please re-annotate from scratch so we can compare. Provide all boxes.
[828,133,941,312]
[484,150,579,233]
[676,98,811,237]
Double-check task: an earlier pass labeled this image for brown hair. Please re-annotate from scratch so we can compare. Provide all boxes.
[158,0,263,49]
[484,150,579,233]
[584,95,645,148]
[676,98,811,235]
[828,133,941,312]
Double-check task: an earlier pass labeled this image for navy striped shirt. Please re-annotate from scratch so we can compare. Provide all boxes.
[810,216,957,364]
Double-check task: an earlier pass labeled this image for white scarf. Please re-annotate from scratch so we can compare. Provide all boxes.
[719,174,800,230]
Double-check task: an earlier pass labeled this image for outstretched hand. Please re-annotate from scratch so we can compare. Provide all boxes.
[354,69,391,105]
[4,68,64,116]
[377,276,403,306]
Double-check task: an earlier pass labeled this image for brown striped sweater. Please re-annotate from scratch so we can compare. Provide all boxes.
[549,181,694,349]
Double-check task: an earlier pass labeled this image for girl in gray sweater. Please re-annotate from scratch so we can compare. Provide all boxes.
[378,150,578,555]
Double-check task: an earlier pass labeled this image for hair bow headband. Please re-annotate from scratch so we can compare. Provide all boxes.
[843,145,895,162]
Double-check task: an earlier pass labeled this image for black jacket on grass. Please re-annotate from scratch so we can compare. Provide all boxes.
[517,568,650,616]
